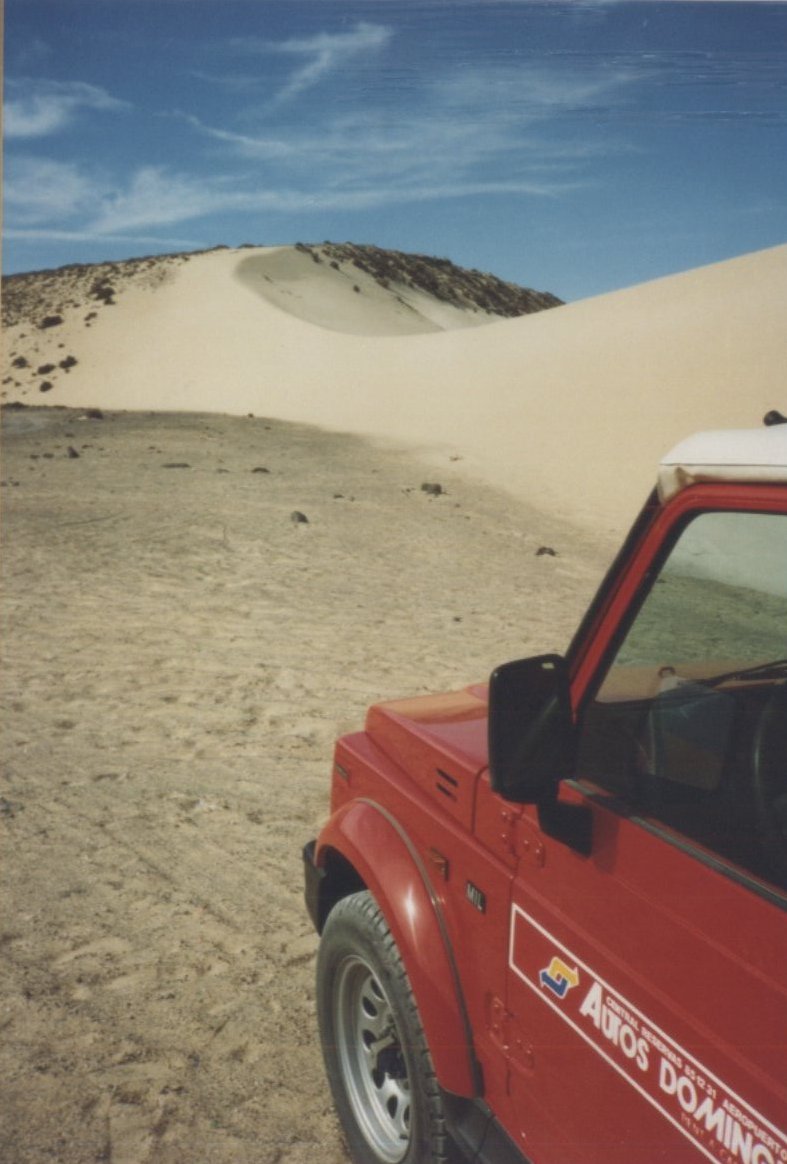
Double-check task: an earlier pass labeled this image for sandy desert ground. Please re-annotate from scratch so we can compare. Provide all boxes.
[0,402,607,1164]
[2,242,785,1163]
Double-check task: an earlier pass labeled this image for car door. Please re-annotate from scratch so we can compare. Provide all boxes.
[503,498,787,1164]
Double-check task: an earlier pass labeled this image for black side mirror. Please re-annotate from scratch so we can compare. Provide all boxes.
[488,654,577,804]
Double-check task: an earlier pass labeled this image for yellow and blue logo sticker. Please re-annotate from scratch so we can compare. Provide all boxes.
[539,955,580,1000]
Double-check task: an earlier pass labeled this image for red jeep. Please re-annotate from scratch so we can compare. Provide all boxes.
[304,426,787,1164]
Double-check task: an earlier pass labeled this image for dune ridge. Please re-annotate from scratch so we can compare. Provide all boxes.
[3,242,786,531]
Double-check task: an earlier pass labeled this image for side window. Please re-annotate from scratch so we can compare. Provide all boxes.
[577,511,787,892]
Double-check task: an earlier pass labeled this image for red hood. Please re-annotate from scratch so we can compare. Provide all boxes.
[364,684,489,829]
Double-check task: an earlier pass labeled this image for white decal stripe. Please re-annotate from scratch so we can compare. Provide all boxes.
[508,904,785,1159]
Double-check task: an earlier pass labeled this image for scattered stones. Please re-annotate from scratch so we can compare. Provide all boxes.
[39,381,54,393]
[39,315,63,329]
[59,356,78,372]
[67,446,81,459]
[536,545,557,557]
[421,482,444,496]
[11,356,28,369]
[37,364,56,375]
[290,510,309,524]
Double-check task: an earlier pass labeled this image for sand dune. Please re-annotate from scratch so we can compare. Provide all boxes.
[5,242,786,533]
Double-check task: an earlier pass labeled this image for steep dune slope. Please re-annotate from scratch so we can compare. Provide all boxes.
[4,243,785,532]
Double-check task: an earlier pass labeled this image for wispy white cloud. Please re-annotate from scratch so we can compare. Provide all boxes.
[178,114,296,161]
[232,21,393,105]
[86,167,244,234]
[5,79,130,139]
[4,227,201,249]
[101,165,589,235]
[3,157,100,224]
[433,60,641,122]
[3,146,587,246]
[2,28,638,247]
[184,57,632,197]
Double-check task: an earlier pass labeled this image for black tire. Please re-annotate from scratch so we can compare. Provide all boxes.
[316,890,454,1164]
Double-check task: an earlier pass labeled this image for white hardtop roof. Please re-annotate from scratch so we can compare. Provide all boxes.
[658,426,787,501]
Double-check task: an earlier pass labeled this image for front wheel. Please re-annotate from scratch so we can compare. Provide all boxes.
[316,890,454,1164]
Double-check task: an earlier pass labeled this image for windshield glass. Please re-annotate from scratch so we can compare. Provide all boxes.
[578,509,787,893]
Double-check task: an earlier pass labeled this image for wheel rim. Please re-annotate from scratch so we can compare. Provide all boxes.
[334,954,412,1163]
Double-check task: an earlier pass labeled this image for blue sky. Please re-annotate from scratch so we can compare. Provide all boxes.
[4,0,787,299]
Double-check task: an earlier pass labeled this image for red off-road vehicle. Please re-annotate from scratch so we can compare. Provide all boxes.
[304,426,787,1164]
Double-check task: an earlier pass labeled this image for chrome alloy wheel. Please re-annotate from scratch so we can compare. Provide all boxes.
[334,954,412,1163]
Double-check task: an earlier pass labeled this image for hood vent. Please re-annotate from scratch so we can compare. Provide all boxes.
[436,768,459,801]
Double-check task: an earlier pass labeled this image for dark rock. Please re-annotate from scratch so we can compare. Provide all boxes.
[252,466,270,474]
[40,315,63,329]
[162,462,191,469]
[290,510,309,524]
[421,482,444,496]
[39,381,54,393]
[67,446,80,459]
[536,546,557,557]
[763,410,787,427]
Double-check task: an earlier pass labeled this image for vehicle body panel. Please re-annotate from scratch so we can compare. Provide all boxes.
[307,440,787,1163]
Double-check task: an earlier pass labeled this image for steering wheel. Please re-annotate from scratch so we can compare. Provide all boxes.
[752,683,787,890]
